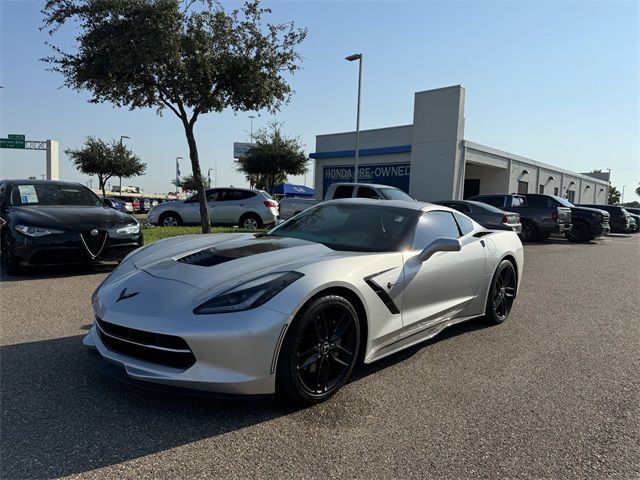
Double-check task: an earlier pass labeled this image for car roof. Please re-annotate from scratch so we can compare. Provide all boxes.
[330,183,401,189]
[3,179,84,186]
[324,197,460,214]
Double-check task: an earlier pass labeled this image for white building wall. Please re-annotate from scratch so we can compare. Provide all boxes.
[464,163,508,193]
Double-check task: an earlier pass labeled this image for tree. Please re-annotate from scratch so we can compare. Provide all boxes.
[235,123,308,193]
[171,174,203,192]
[42,0,306,233]
[66,137,146,198]
[636,184,640,197]
[608,185,621,205]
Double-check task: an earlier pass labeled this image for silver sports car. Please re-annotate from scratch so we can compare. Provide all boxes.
[85,199,523,405]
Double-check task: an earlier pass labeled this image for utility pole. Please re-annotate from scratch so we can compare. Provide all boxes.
[119,135,130,192]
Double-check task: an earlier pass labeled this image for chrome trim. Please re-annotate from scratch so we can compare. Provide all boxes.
[80,232,108,259]
[95,321,191,354]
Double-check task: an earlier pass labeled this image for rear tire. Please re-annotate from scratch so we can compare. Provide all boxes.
[484,260,517,325]
[159,212,182,227]
[276,295,360,407]
[239,213,262,230]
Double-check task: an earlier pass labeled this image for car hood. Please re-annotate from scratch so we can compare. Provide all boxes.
[8,205,136,229]
[571,206,610,218]
[134,233,350,291]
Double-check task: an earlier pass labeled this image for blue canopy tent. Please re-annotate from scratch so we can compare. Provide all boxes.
[272,184,315,197]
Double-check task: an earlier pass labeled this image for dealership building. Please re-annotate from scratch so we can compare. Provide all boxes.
[310,85,609,204]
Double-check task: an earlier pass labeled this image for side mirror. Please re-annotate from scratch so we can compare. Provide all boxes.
[418,237,461,262]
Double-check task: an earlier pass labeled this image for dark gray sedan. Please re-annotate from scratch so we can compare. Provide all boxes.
[432,200,522,233]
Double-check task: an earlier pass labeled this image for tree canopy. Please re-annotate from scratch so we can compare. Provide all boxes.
[66,137,146,198]
[608,185,621,205]
[42,0,307,232]
[235,123,308,193]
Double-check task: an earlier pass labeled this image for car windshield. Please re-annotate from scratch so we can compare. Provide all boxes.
[268,203,418,252]
[550,195,574,207]
[10,182,103,206]
[465,201,505,213]
[378,188,414,201]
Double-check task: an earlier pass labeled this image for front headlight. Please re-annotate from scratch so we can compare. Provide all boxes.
[15,225,64,237]
[194,271,304,315]
[116,223,140,235]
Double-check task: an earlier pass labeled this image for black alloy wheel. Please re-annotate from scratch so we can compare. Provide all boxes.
[520,221,537,242]
[566,222,590,243]
[277,295,360,406]
[485,260,517,325]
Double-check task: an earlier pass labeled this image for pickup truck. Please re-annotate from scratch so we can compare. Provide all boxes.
[469,194,572,242]
[522,194,610,242]
[279,183,414,220]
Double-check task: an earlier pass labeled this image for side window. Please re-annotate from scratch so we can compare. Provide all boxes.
[332,185,354,199]
[0,183,5,206]
[356,186,380,199]
[525,195,543,207]
[477,196,503,208]
[453,212,474,235]
[511,196,525,207]
[448,203,471,213]
[206,190,220,202]
[411,211,461,249]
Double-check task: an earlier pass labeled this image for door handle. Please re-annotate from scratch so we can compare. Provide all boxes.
[480,240,485,247]
[387,282,396,289]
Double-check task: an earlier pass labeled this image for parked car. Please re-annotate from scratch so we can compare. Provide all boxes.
[0,179,143,275]
[624,207,640,217]
[469,194,571,242]
[105,197,134,214]
[117,196,142,213]
[141,198,151,213]
[431,200,521,233]
[85,199,523,405]
[148,188,279,229]
[279,183,414,220]
[577,204,632,233]
[522,194,610,242]
[628,214,639,233]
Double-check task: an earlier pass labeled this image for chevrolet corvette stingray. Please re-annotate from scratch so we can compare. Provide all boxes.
[85,199,523,405]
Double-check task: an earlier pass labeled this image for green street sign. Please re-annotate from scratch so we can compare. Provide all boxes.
[8,134,25,140]
[0,138,26,149]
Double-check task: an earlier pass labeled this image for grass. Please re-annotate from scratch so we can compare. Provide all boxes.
[143,226,264,245]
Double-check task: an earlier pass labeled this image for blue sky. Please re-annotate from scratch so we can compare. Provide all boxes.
[1,0,638,200]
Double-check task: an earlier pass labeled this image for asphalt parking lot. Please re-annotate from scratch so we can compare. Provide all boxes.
[1,234,638,479]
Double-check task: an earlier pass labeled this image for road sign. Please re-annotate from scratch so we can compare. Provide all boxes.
[8,134,25,140]
[0,137,25,149]
[233,142,255,158]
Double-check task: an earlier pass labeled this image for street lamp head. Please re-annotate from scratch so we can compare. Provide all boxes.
[345,53,362,62]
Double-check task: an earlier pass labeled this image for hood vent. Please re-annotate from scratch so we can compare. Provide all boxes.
[177,241,292,267]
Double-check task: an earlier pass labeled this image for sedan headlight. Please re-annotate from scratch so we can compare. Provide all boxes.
[194,272,304,314]
[116,223,140,235]
[15,225,64,237]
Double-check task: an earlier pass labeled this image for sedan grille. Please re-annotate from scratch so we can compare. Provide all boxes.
[95,317,195,369]
[80,231,108,258]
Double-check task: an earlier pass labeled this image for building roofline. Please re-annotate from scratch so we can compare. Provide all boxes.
[316,124,412,138]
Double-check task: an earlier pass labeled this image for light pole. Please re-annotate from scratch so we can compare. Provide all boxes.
[621,185,627,204]
[119,135,130,193]
[175,156,183,195]
[249,115,256,143]
[345,53,363,183]
[207,168,214,188]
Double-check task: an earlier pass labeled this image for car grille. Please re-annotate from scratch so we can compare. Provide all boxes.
[95,317,196,369]
[80,231,108,258]
[98,245,138,263]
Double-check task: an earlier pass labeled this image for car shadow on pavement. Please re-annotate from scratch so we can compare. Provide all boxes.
[1,320,489,478]
[0,335,281,479]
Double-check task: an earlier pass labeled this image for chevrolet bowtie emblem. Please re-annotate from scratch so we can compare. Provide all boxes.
[116,288,139,302]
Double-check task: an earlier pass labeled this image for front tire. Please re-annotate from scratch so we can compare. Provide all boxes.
[276,295,361,407]
[519,221,537,242]
[1,232,24,276]
[566,222,590,243]
[485,260,517,325]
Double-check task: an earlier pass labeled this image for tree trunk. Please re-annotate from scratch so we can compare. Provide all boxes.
[99,175,106,199]
[183,122,211,233]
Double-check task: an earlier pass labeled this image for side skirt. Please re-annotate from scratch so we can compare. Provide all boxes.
[364,313,482,364]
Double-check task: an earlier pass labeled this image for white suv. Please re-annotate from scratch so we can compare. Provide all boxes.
[148,188,279,229]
